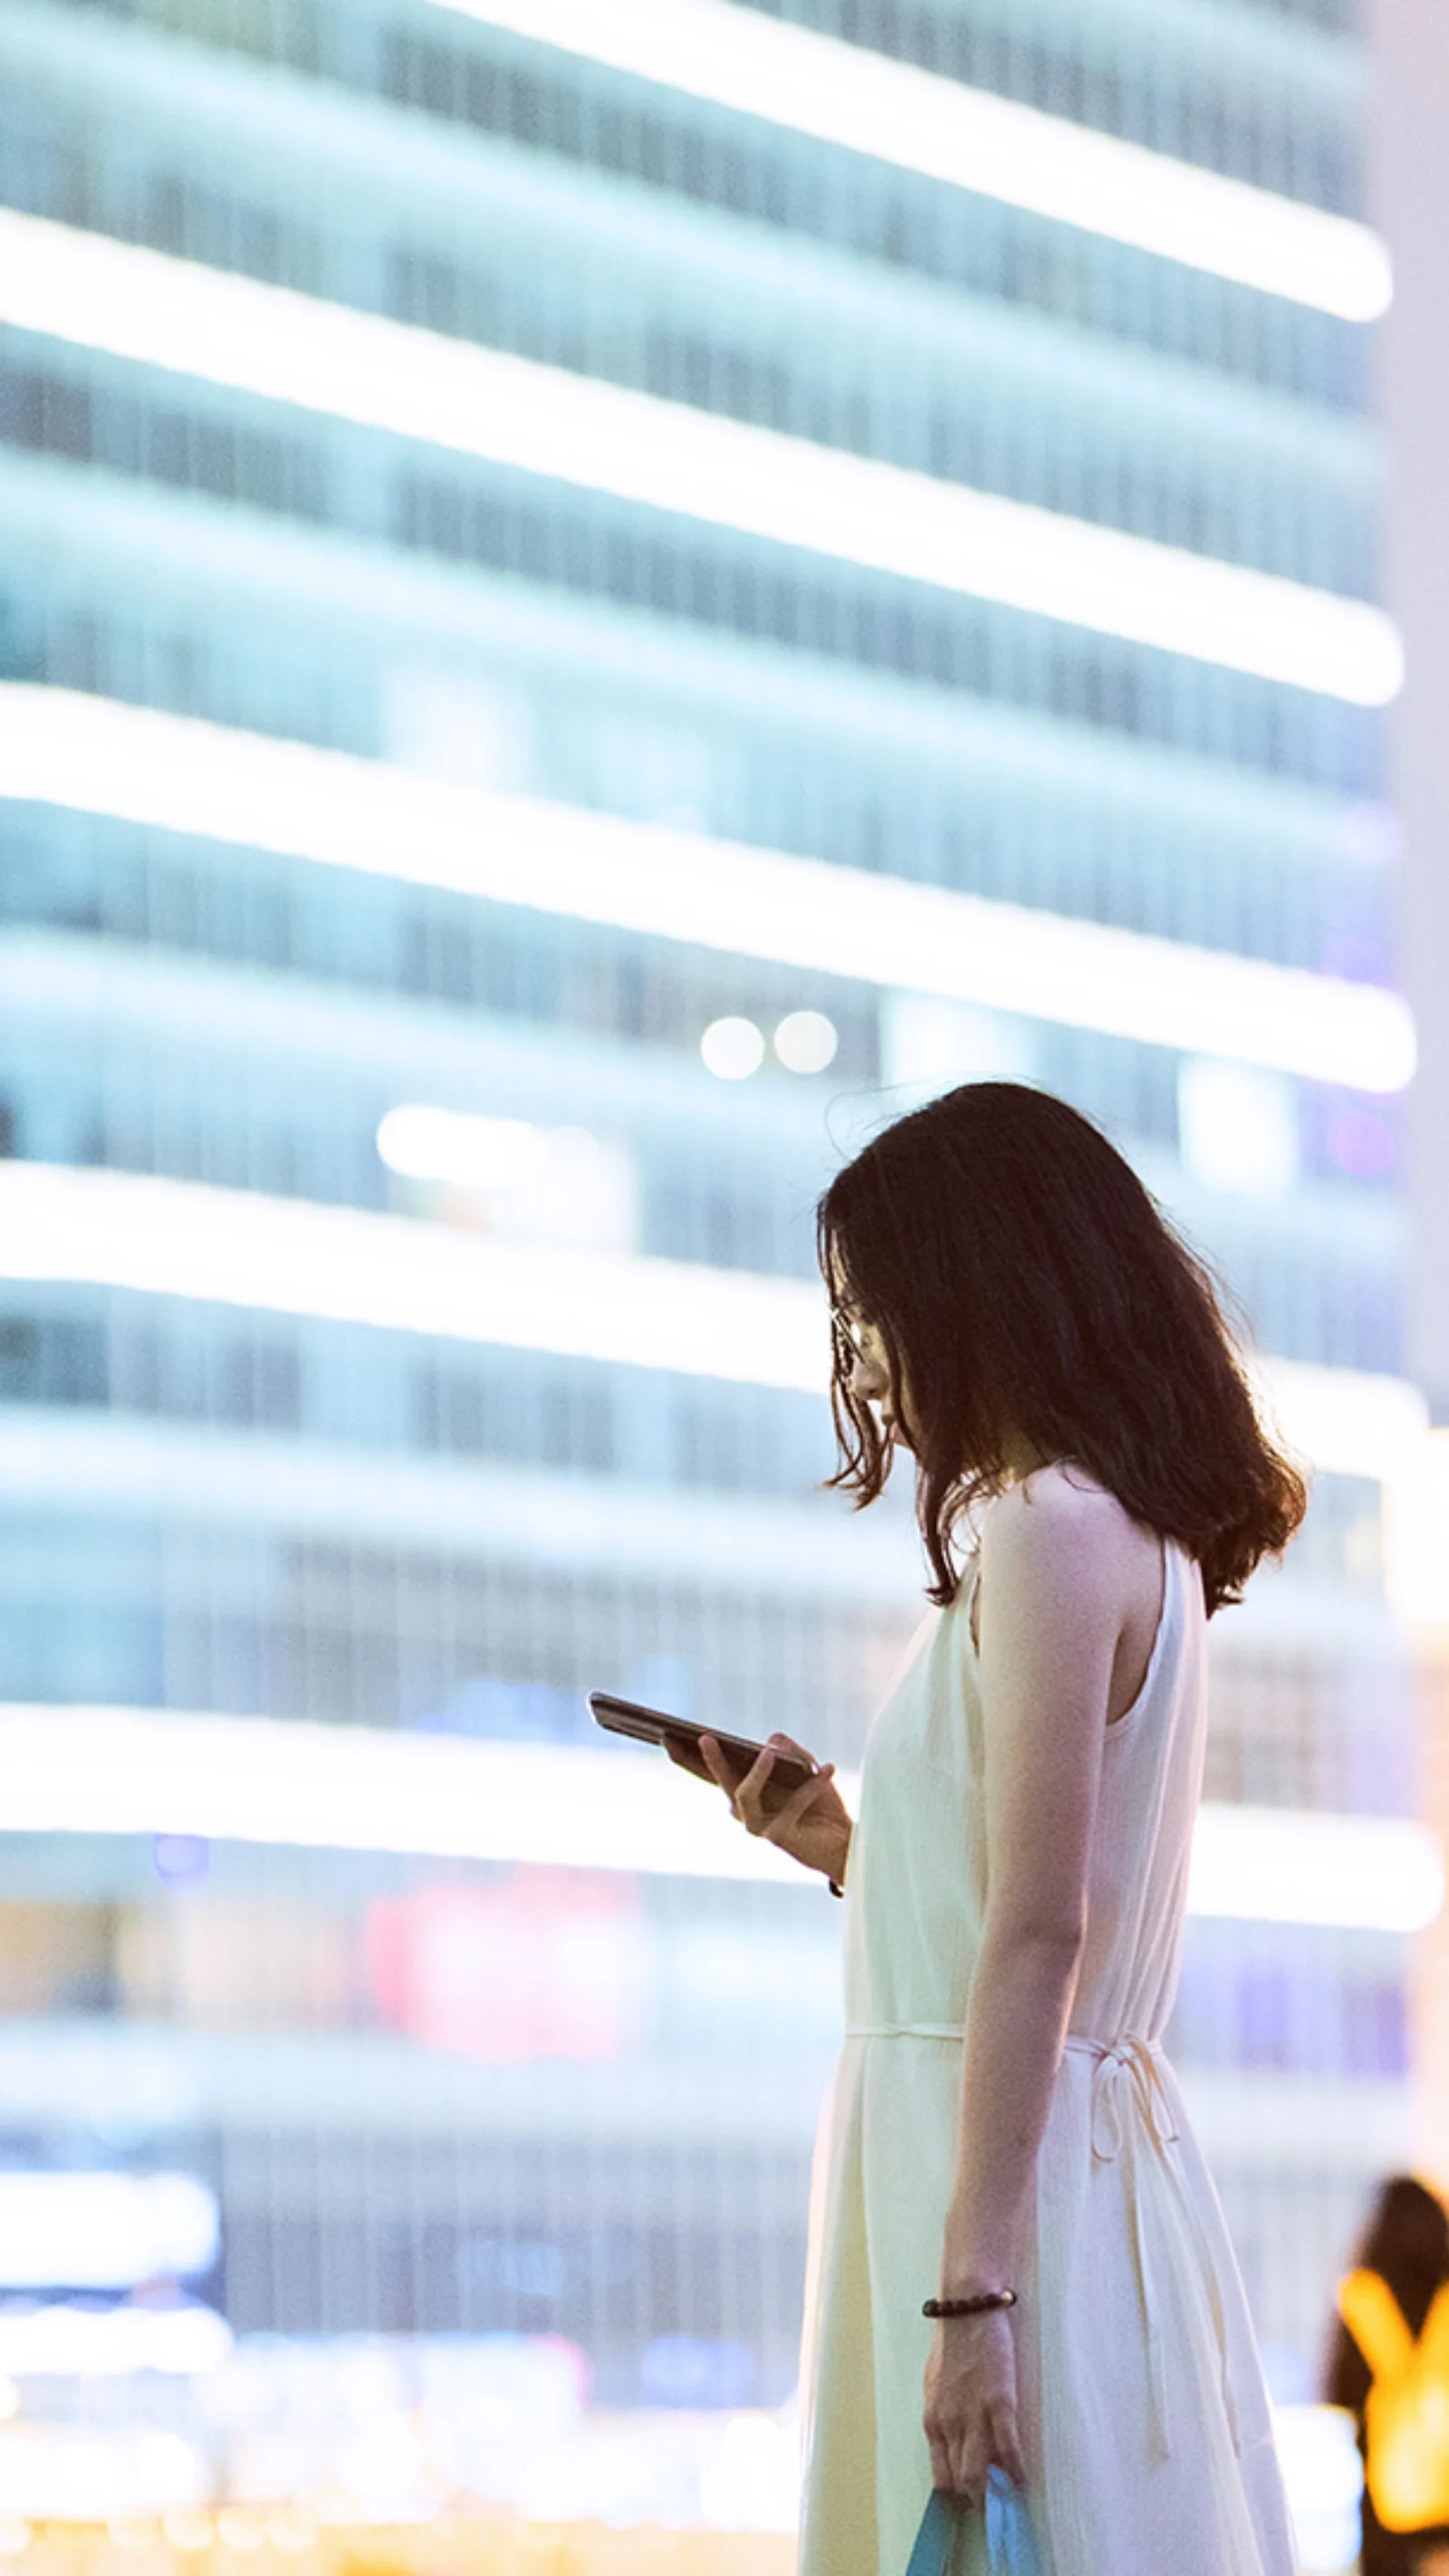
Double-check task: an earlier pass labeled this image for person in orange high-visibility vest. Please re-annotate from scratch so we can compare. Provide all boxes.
[1327,2177,1449,2576]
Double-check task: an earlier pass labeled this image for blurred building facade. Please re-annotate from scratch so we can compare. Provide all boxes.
[1371,0,1449,2206]
[0,0,1423,2523]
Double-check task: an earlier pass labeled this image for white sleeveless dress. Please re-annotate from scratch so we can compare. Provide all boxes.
[797,1535,1297,2576]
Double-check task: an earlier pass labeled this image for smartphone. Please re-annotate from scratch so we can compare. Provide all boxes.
[588,1692,816,1816]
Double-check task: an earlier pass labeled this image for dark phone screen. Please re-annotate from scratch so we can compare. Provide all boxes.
[588,1694,815,1810]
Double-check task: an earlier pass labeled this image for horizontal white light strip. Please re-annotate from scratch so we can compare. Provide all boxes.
[0,689,1416,1091]
[1188,1804,1442,1932]
[0,1162,826,1393]
[0,2174,217,2289]
[1387,1430,1449,1630]
[447,0,1391,324]
[0,1162,1424,1484]
[0,1706,804,1887]
[1248,1359,1428,1485]
[0,1707,1436,1928]
[0,212,1400,704]
[0,2302,232,2377]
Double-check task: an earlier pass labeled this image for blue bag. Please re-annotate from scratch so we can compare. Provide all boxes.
[906,2469,1046,2576]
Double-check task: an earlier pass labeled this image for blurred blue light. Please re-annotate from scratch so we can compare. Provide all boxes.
[151,1834,209,1885]
[640,2335,756,2408]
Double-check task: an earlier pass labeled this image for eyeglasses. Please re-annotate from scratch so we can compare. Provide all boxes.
[831,1305,876,1358]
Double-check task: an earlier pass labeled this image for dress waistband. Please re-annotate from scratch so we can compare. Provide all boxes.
[844,2021,1169,2099]
[844,2023,964,2041]
[843,2025,1176,2162]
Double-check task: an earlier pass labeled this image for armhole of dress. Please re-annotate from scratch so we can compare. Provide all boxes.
[965,1527,1171,1702]
[967,1557,983,1658]
[1104,1533,1172,1735]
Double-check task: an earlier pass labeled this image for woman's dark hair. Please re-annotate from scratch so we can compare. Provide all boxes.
[1326,2176,1449,2409]
[1351,2177,1449,2330]
[817,1081,1307,1615]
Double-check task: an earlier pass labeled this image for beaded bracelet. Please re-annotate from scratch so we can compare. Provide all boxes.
[922,2289,1018,2319]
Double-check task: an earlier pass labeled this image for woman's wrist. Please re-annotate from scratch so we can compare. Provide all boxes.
[924,2287,1016,2321]
[938,2218,1018,2302]
[938,2269,1014,2307]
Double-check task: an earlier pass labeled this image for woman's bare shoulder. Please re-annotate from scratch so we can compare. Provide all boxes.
[984,1466,1158,1581]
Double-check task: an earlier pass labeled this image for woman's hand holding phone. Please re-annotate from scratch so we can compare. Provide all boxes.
[693,1731,852,1889]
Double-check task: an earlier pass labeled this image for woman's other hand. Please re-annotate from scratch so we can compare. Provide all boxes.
[696,1731,852,1888]
[923,2310,1025,2505]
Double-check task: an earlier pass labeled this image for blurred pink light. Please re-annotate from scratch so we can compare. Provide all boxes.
[1327,1109,1396,1180]
[367,1871,645,2062]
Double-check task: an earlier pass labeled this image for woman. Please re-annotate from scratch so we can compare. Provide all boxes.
[703,1083,1305,2576]
[1327,2175,1449,2576]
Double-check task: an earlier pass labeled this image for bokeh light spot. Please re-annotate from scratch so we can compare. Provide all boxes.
[700,1017,765,1080]
[773,1010,839,1073]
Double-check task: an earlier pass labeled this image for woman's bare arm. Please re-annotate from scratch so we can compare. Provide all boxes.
[939,1471,1145,2296]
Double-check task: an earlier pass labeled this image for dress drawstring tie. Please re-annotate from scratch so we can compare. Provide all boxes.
[1063,2036,1177,2465]
[1063,2033,1242,2463]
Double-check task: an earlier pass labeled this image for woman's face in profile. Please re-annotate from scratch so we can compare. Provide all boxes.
[844,1308,915,1452]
